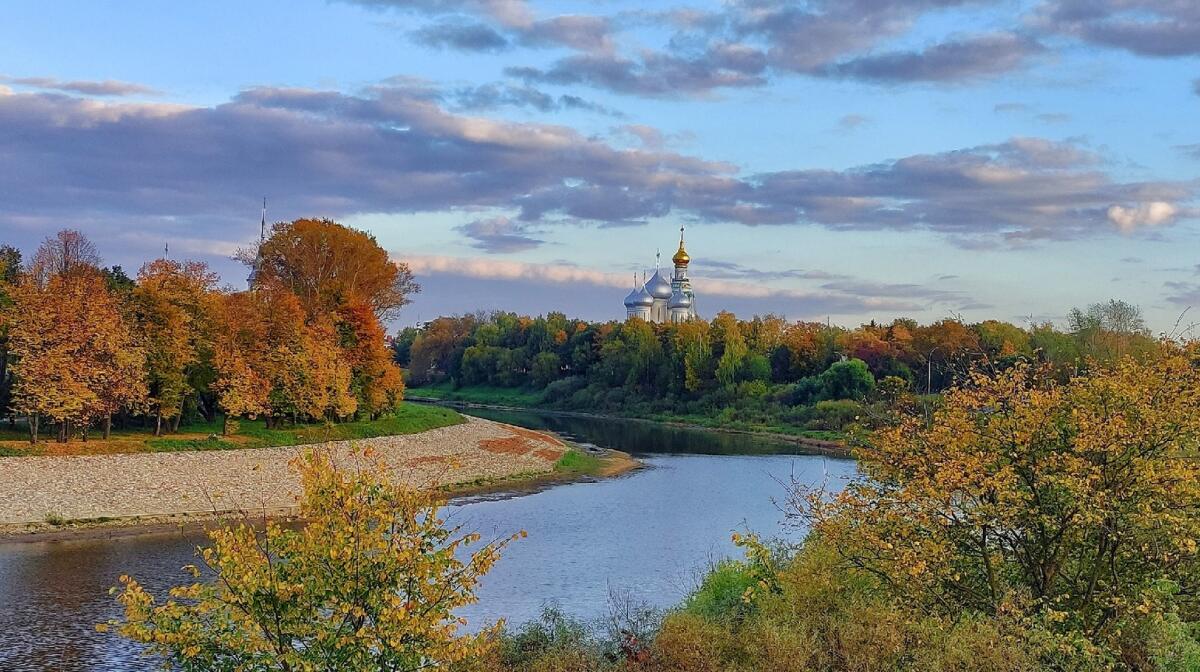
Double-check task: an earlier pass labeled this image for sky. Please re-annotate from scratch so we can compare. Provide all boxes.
[1,0,1198,332]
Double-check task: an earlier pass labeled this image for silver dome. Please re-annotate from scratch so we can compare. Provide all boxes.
[668,289,692,309]
[646,270,673,299]
[632,285,654,306]
[623,287,642,308]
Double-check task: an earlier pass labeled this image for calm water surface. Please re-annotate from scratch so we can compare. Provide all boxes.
[0,408,855,671]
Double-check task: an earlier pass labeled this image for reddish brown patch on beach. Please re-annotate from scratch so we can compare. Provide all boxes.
[479,436,532,456]
[533,448,564,462]
[505,425,564,447]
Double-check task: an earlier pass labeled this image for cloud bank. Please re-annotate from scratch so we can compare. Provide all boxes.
[0,84,1193,247]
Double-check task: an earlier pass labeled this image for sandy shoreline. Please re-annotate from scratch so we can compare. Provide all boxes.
[0,415,635,539]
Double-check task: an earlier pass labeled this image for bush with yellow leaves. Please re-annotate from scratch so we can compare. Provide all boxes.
[791,342,1200,668]
[104,448,521,671]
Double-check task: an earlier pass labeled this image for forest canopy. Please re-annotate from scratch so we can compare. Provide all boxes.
[397,301,1158,435]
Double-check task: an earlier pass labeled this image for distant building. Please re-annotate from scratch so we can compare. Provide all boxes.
[623,227,697,323]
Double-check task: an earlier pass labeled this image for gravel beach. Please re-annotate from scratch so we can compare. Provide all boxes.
[0,415,566,528]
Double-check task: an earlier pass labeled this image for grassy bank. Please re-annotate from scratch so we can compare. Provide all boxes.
[0,402,465,457]
[409,382,845,443]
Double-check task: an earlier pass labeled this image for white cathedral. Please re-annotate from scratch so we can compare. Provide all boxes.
[623,227,697,323]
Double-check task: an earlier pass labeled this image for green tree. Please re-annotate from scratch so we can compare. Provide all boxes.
[817,358,875,401]
[712,312,747,387]
[530,351,562,388]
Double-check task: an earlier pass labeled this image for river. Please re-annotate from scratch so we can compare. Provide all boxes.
[0,408,855,671]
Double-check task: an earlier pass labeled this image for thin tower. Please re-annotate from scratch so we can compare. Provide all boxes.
[247,197,267,288]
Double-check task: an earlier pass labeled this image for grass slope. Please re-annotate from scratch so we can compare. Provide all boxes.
[0,403,465,457]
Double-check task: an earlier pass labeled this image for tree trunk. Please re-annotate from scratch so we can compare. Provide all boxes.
[28,414,37,445]
[155,409,162,437]
[58,421,66,443]
[82,424,88,442]
[171,411,181,433]
[103,415,112,440]
[222,414,228,436]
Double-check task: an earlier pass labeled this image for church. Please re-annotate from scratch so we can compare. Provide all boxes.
[623,227,698,323]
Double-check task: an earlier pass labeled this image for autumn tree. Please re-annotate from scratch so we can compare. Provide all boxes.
[338,302,404,418]
[1069,299,1155,363]
[210,291,270,434]
[109,449,517,670]
[8,267,146,442]
[28,229,100,287]
[132,259,218,435]
[913,318,980,392]
[249,218,419,321]
[409,316,478,385]
[792,345,1200,664]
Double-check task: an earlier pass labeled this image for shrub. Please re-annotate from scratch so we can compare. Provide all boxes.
[786,399,863,431]
[543,376,587,403]
[497,607,604,672]
[682,560,757,621]
[107,448,520,671]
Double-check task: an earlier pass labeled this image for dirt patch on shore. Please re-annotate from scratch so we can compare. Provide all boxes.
[533,448,564,462]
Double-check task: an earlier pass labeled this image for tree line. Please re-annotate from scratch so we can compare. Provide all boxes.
[0,220,417,443]
[397,301,1157,432]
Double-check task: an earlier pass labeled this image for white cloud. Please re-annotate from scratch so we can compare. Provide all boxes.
[400,253,959,308]
[1107,201,1179,233]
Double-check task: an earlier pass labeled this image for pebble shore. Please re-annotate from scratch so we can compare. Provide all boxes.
[0,415,565,528]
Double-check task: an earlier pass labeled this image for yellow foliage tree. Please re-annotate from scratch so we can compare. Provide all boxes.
[792,344,1200,660]
[132,259,218,435]
[108,449,519,671]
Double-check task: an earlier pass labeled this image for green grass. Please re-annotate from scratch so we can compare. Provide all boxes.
[408,382,546,407]
[212,403,466,450]
[0,403,465,455]
[553,449,602,475]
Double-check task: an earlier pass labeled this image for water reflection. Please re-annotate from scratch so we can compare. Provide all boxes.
[454,406,820,456]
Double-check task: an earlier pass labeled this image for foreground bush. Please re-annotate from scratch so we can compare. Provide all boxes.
[106,449,520,671]
[792,344,1200,669]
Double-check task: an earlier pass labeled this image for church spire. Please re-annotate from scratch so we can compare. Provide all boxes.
[672,224,690,266]
[247,197,267,289]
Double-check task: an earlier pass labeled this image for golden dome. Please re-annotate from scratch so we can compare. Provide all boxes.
[673,226,690,265]
[672,242,690,265]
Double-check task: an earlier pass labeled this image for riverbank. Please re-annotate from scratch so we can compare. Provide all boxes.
[407,394,851,457]
[0,415,639,539]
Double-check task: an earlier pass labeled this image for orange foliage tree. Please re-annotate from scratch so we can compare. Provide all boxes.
[8,267,146,442]
[252,218,418,321]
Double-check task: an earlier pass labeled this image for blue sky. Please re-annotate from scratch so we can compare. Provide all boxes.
[1,0,1198,331]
